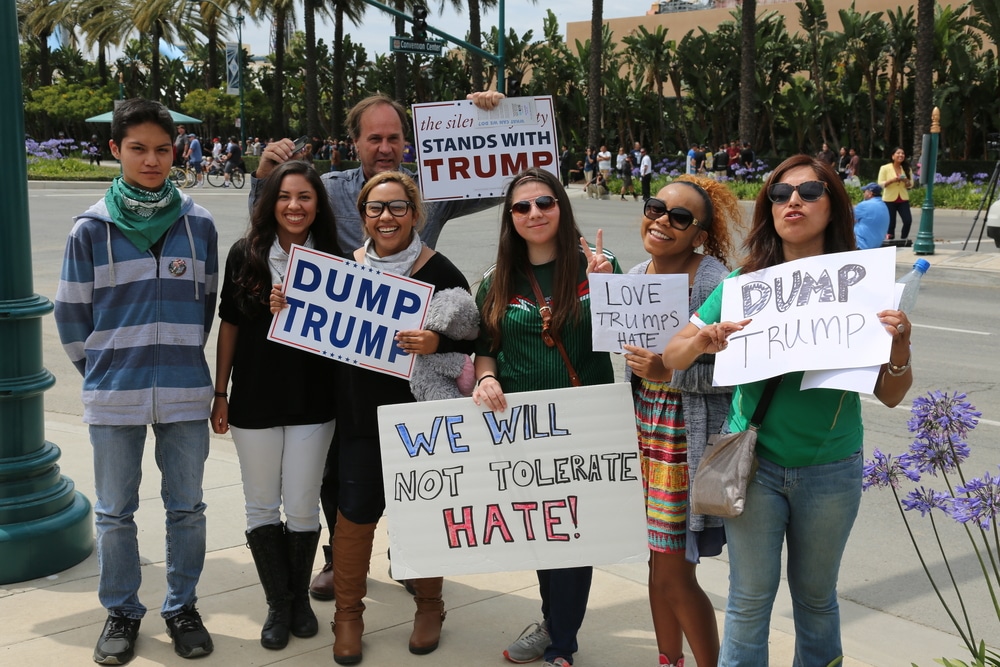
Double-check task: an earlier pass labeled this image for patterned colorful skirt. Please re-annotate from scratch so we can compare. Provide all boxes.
[634,379,688,554]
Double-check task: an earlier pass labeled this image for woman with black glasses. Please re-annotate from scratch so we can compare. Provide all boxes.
[623,176,744,667]
[473,168,618,667]
[662,155,913,666]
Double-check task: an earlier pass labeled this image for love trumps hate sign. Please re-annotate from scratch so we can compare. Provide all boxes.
[589,273,688,353]
[377,384,647,579]
[713,246,896,386]
[267,244,433,379]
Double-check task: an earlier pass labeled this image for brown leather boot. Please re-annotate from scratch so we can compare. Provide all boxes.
[331,512,376,665]
[309,541,335,601]
[408,577,446,655]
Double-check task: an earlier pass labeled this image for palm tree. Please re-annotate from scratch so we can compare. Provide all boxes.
[837,5,888,156]
[329,0,366,138]
[912,0,934,166]
[17,0,78,88]
[622,25,673,152]
[884,7,916,154]
[249,0,296,137]
[133,0,198,103]
[587,0,603,152]
[797,0,837,148]
[738,0,758,150]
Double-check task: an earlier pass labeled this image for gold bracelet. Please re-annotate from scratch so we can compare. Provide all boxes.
[886,355,911,377]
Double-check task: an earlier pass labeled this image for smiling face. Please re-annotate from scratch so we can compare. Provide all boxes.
[357,103,405,178]
[110,121,173,191]
[510,180,560,260]
[641,183,708,261]
[893,148,906,164]
[274,173,318,250]
[771,165,831,260]
[363,181,415,257]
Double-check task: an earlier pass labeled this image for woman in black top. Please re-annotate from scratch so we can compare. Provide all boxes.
[212,160,342,650]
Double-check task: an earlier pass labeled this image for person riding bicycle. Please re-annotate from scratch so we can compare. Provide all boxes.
[222,136,245,188]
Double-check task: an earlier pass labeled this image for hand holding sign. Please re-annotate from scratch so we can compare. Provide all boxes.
[622,344,670,382]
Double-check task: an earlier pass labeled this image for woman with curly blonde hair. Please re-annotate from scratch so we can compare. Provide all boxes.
[621,175,743,667]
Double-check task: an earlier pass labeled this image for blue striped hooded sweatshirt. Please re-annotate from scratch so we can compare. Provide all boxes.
[54,193,219,425]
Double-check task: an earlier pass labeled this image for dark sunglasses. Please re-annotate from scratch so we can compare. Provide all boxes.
[362,199,413,218]
[642,198,700,230]
[767,180,827,204]
[510,195,558,216]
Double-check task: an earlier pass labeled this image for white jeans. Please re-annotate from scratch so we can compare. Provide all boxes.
[231,421,335,532]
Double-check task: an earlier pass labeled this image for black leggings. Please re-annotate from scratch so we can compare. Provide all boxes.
[885,199,912,239]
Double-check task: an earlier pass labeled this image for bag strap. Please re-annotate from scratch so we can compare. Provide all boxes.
[748,375,782,429]
[525,266,582,387]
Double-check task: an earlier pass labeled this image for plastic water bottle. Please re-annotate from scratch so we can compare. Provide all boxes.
[896,259,931,313]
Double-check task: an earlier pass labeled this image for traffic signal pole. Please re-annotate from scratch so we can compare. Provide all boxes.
[359,0,506,94]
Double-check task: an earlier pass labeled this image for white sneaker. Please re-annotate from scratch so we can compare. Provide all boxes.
[504,621,550,663]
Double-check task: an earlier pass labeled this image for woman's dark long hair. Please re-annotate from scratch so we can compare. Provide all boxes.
[480,168,584,349]
[892,146,913,179]
[743,154,857,274]
[232,160,341,315]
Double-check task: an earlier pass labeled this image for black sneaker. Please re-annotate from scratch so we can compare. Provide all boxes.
[165,606,214,659]
[93,615,141,665]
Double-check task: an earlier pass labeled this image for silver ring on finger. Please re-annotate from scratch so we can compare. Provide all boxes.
[897,323,906,334]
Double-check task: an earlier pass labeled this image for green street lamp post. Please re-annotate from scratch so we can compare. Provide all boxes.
[914,107,940,255]
[0,0,93,584]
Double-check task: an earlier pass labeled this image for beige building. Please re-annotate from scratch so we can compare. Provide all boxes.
[566,0,930,48]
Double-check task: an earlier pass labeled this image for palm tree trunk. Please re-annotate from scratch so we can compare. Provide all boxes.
[271,9,288,138]
[206,21,219,89]
[912,0,934,165]
[469,0,484,92]
[587,0,603,151]
[151,24,162,102]
[332,5,346,137]
[738,0,757,150]
[305,0,321,137]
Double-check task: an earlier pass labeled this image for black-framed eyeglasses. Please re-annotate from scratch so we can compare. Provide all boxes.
[642,198,700,230]
[510,195,558,216]
[362,199,413,218]
[767,180,827,204]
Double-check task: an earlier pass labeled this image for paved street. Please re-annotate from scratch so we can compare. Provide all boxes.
[11,180,1000,664]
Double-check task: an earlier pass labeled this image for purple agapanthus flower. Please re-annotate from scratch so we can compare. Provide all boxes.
[901,486,952,517]
[898,435,971,476]
[952,470,1000,531]
[863,448,921,490]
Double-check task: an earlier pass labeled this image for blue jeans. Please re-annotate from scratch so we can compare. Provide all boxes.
[90,421,209,619]
[538,566,593,664]
[719,450,862,667]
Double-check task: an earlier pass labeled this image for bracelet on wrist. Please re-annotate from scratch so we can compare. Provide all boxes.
[214,391,228,398]
[476,374,497,387]
[886,355,911,377]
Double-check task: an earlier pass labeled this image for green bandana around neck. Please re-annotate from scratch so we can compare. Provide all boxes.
[104,176,183,253]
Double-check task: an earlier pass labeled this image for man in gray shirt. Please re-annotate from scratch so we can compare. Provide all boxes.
[249,91,504,251]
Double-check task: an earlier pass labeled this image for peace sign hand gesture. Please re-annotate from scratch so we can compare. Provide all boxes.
[581,229,612,275]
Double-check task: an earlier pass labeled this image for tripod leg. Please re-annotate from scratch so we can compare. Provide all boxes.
[964,161,1000,251]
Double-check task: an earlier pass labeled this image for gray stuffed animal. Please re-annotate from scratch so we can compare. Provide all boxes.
[408,287,480,402]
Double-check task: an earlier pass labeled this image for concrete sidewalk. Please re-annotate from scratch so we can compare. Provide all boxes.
[0,413,970,667]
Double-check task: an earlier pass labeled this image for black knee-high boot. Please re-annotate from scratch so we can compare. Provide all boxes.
[286,528,321,637]
[246,523,293,649]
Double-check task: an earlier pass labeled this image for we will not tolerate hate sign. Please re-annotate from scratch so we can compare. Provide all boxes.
[377,383,647,579]
[267,245,433,378]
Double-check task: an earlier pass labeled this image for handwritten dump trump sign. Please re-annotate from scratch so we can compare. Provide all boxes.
[267,245,433,378]
[712,246,896,386]
[412,96,559,201]
[377,383,647,579]
[590,273,689,353]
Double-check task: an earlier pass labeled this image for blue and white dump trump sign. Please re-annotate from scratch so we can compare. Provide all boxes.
[267,245,433,378]
[412,95,559,201]
[377,383,647,579]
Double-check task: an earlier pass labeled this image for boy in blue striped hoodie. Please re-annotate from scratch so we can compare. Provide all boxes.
[54,98,219,665]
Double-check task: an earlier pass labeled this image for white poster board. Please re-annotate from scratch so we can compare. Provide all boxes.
[411,96,559,201]
[590,273,688,353]
[713,247,896,386]
[377,384,647,579]
[267,245,433,379]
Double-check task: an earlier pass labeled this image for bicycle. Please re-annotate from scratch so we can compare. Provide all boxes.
[206,159,245,188]
[169,162,198,188]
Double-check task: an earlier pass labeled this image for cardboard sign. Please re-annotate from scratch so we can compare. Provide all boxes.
[713,247,896,385]
[412,96,559,201]
[590,273,688,353]
[267,245,433,379]
[377,384,647,578]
